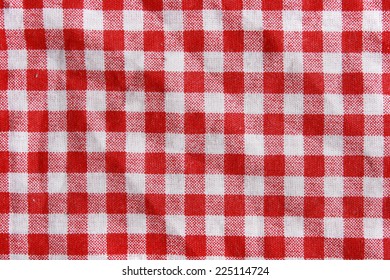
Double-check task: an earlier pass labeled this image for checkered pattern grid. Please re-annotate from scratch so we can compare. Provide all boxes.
[0,0,390,260]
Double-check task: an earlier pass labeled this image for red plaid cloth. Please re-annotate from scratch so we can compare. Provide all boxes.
[0,0,389,260]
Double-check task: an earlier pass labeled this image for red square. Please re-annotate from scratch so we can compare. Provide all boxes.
[303,114,324,136]
[185,194,206,215]
[28,193,48,214]
[264,195,284,216]
[145,194,165,215]
[342,32,363,53]
[304,197,325,218]
[185,113,205,134]
[224,31,244,52]
[67,193,88,214]
[107,193,127,214]
[144,31,164,52]
[303,32,323,52]
[384,239,390,260]
[25,29,46,49]
[0,30,6,50]
[104,30,124,51]
[28,234,49,256]
[263,31,284,52]
[0,111,9,131]
[383,197,390,218]
[264,155,285,176]
[67,152,87,173]
[28,152,48,173]
[27,70,48,91]
[344,156,364,177]
[383,74,390,94]
[224,72,244,94]
[107,234,127,255]
[0,71,7,90]
[264,236,285,259]
[66,70,87,90]
[304,237,324,259]
[222,0,242,10]
[24,0,43,8]
[0,152,8,173]
[146,234,167,255]
[225,236,245,258]
[344,115,364,136]
[385,157,390,178]
[302,0,323,10]
[184,72,204,93]
[145,153,166,174]
[225,195,245,216]
[28,111,48,132]
[184,31,204,52]
[186,235,206,257]
[144,71,164,92]
[103,0,123,10]
[262,0,283,10]
[342,0,363,11]
[144,0,163,11]
[384,1,390,10]
[106,152,126,173]
[63,0,83,9]
[185,154,205,174]
[225,113,245,134]
[304,156,325,177]
[343,73,363,94]
[0,193,9,213]
[0,234,9,255]
[343,197,364,218]
[383,32,390,53]
[145,112,166,133]
[105,71,126,91]
[263,73,284,93]
[385,116,390,136]
[64,29,84,50]
[183,0,203,10]
[344,238,364,260]
[106,111,126,132]
[67,234,88,256]
[224,154,245,175]
[304,73,324,94]
[264,114,284,135]
[67,111,87,132]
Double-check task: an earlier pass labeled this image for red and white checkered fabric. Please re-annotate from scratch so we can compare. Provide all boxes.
[0,0,389,260]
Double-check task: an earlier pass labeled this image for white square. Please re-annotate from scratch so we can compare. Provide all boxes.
[364,218,383,239]
[48,173,67,193]
[284,94,303,115]
[48,132,67,153]
[206,215,225,236]
[48,91,67,111]
[163,11,183,31]
[364,94,383,115]
[244,52,263,72]
[166,215,185,236]
[324,94,343,115]
[324,217,344,238]
[245,216,264,237]
[205,93,224,113]
[284,52,303,73]
[8,173,28,193]
[8,132,28,152]
[87,132,106,152]
[362,53,382,74]
[4,9,23,30]
[126,132,146,153]
[87,173,107,194]
[204,52,224,73]
[244,93,263,114]
[88,214,107,234]
[205,134,224,155]
[165,174,185,194]
[245,134,264,156]
[323,53,342,74]
[85,51,105,71]
[242,10,263,31]
[165,133,185,154]
[126,173,145,194]
[363,11,382,32]
[47,50,66,70]
[364,136,384,157]
[205,174,225,195]
[9,214,28,234]
[124,51,144,71]
[43,8,63,29]
[8,90,27,111]
[8,50,27,70]
[363,177,383,198]
[203,10,223,31]
[165,92,184,113]
[284,216,304,237]
[83,10,104,30]
[324,177,344,198]
[324,135,344,156]
[126,92,145,112]
[284,135,304,156]
[244,176,264,196]
[164,52,184,72]
[284,176,304,197]
[123,10,144,31]
[127,214,146,234]
[86,91,106,111]
[283,11,302,31]
[322,11,342,32]
[49,214,68,234]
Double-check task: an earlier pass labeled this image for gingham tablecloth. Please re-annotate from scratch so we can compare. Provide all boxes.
[0,0,389,260]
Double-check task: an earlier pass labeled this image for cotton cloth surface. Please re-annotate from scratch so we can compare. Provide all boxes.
[0,0,389,260]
